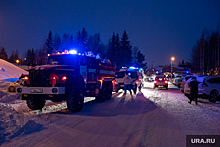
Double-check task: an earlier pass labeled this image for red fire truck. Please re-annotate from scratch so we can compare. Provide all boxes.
[17,51,116,112]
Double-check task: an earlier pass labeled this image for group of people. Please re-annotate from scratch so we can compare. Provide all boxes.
[123,72,200,105]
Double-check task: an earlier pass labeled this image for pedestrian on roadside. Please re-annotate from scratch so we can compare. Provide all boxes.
[188,77,199,105]
[123,73,132,95]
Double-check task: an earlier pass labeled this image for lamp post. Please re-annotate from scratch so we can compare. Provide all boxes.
[16,59,19,65]
[171,57,175,74]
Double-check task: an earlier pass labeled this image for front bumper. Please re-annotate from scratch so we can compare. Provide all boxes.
[16,87,65,95]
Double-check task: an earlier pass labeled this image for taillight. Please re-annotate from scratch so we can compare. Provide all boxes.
[165,81,168,84]
[24,77,28,80]
[50,74,57,85]
[62,76,67,81]
[154,81,157,84]
[135,80,138,84]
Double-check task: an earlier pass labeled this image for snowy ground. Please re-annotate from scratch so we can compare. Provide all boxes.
[0,81,220,147]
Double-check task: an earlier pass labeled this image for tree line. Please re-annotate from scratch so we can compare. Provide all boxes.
[191,24,220,75]
[1,28,146,70]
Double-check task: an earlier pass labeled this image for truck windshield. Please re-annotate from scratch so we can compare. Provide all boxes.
[117,71,138,78]
[47,54,79,65]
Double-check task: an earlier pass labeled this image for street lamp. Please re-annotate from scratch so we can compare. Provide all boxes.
[171,57,175,74]
[16,59,19,65]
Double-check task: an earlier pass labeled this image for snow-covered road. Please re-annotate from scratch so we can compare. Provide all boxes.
[1,82,220,147]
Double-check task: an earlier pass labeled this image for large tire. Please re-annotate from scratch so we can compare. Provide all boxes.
[95,89,105,102]
[26,96,46,110]
[209,90,219,103]
[105,83,113,100]
[65,75,84,112]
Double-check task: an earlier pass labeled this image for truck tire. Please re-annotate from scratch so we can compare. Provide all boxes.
[95,89,105,102]
[105,83,113,100]
[66,75,84,112]
[26,96,46,110]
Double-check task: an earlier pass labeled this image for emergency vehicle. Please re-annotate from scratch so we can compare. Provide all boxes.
[115,67,143,94]
[17,50,116,112]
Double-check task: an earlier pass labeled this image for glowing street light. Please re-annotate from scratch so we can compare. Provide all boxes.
[171,57,175,74]
[16,59,19,65]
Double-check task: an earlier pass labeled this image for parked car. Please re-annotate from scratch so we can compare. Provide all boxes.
[202,76,220,103]
[154,75,168,90]
[8,74,29,92]
[184,76,207,98]
[173,77,184,88]
[180,75,204,93]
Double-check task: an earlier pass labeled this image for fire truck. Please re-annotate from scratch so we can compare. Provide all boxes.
[17,51,116,112]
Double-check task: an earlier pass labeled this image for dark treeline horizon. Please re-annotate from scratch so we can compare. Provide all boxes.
[191,23,220,76]
[0,28,146,70]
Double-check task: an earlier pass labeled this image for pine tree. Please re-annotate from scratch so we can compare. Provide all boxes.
[0,47,8,60]
[53,33,62,53]
[120,30,132,67]
[44,30,53,54]
[8,51,15,63]
[136,51,147,68]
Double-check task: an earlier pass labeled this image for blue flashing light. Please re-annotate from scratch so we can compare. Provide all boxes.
[69,49,77,54]
[156,71,159,74]
[129,66,138,69]
[186,71,189,74]
[122,67,127,69]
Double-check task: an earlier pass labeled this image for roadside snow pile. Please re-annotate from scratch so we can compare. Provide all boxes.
[0,82,21,104]
[0,104,44,144]
[0,59,28,82]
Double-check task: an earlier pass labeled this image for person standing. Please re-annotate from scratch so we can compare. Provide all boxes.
[123,73,132,95]
[188,77,199,105]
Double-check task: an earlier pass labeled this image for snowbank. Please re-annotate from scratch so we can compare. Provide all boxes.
[0,59,28,82]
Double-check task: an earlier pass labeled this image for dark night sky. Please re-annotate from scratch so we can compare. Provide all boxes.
[0,0,220,66]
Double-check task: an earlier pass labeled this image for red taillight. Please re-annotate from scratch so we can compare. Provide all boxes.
[50,74,57,85]
[62,76,67,81]
[24,77,28,80]
[165,81,168,84]
[154,81,157,84]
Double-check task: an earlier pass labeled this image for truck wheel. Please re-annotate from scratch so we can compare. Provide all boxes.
[105,84,113,100]
[66,76,84,112]
[95,89,105,102]
[26,96,45,110]
[66,89,84,112]
[209,90,218,103]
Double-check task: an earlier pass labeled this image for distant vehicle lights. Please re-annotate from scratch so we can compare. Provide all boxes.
[69,49,77,54]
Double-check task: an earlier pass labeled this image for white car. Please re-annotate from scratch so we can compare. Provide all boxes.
[8,74,29,92]
[8,80,24,92]
[184,76,207,98]
[202,76,220,103]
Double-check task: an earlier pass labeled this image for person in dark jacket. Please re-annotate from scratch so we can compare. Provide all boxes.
[188,77,199,105]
